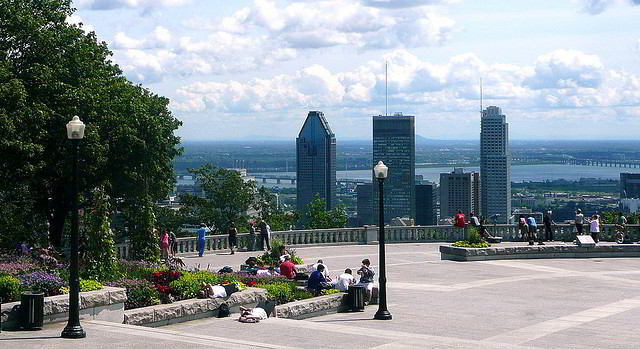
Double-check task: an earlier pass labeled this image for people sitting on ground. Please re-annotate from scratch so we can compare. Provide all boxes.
[199,282,227,298]
[357,259,376,303]
[279,255,297,279]
[238,306,268,323]
[278,245,291,263]
[307,264,333,296]
[336,268,355,292]
[256,261,271,276]
[311,259,330,280]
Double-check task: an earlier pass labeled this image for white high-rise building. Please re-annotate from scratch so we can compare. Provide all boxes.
[480,106,511,223]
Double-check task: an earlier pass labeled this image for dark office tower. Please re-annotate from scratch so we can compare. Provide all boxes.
[373,113,415,223]
[620,173,640,198]
[296,111,336,216]
[416,184,437,225]
[439,168,480,219]
[356,184,373,226]
[480,106,511,223]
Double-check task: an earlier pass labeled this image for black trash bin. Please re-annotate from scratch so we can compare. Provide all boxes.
[348,285,366,312]
[21,292,44,330]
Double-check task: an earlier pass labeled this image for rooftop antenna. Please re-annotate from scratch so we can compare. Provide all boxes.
[479,77,483,116]
[385,61,388,117]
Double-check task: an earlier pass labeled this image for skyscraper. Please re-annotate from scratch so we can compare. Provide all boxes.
[373,113,415,223]
[439,168,480,219]
[480,106,511,223]
[296,111,336,215]
[416,183,437,225]
[356,184,373,226]
[620,173,640,198]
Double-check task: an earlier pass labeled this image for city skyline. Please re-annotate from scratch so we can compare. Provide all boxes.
[70,0,640,141]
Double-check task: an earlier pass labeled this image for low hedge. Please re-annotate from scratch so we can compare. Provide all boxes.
[169,271,220,300]
[0,275,21,302]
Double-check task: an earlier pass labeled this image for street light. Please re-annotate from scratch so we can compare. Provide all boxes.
[61,116,86,339]
[373,161,392,320]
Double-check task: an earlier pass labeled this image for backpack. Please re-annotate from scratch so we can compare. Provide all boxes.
[219,266,233,274]
[217,303,230,318]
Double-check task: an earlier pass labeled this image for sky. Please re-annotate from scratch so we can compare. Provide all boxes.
[69,0,640,141]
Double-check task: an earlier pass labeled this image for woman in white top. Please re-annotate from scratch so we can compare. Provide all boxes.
[589,214,600,243]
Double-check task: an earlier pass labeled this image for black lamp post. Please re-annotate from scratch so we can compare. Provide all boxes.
[373,161,392,320]
[61,116,86,339]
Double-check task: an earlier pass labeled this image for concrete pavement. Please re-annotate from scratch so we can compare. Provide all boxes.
[5,242,640,348]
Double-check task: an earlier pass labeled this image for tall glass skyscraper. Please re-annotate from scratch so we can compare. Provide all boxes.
[373,113,415,223]
[480,106,511,223]
[296,111,336,215]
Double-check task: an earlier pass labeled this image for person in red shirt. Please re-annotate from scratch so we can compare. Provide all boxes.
[454,210,466,227]
[279,255,297,279]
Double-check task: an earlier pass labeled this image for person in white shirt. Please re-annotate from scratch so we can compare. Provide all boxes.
[336,268,355,292]
[312,259,329,279]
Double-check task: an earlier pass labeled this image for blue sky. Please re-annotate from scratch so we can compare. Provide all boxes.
[69,0,640,140]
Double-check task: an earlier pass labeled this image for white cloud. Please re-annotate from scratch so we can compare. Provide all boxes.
[76,0,191,11]
[171,49,640,120]
[523,50,604,89]
[578,0,640,14]
[112,26,172,49]
[210,0,456,50]
[65,14,95,33]
[361,0,455,8]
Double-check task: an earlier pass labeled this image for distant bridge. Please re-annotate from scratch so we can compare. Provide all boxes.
[563,159,640,169]
[252,174,371,185]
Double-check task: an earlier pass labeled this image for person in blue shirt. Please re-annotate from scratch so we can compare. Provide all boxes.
[527,216,538,245]
[307,264,330,296]
[197,223,210,257]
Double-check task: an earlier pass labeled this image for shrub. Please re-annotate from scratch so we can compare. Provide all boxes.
[60,280,104,294]
[293,289,314,300]
[256,282,299,304]
[116,260,163,280]
[452,241,490,248]
[468,227,482,244]
[169,271,220,300]
[106,279,161,310]
[257,239,304,266]
[0,275,21,302]
[320,288,342,296]
[19,271,65,296]
[82,188,118,282]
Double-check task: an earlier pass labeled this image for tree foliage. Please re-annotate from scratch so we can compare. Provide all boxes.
[180,165,256,233]
[82,187,117,280]
[304,195,348,229]
[0,0,182,248]
[127,195,160,262]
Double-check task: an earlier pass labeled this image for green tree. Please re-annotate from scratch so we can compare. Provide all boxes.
[82,187,117,280]
[181,165,256,234]
[268,211,299,232]
[0,0,182,248]
[127,195,159,262]
[304,195,348,229]
[253,186,276,221]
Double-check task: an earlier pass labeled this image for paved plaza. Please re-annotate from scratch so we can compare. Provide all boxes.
[4,242,640,348]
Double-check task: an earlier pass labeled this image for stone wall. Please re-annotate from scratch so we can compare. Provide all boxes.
[275,293,348,319]
[0,287,126,329]
[440,244,640,261]
[123,287,267,327]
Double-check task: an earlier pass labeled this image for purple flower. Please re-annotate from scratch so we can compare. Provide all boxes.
[19,271,65,296]
[0,261,39,275]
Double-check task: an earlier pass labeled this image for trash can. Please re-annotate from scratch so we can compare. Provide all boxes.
[348,285,366,312]
[21,292,44,330]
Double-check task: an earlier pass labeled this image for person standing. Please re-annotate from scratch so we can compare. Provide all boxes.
[454,210,466,239]
[247,222,256,251]
[575,209,584,235]
[590,214,601,243]
[169,230,177,256]
[527,215,539,245]
[258,220,270,251]
[543,211,554,242]
[161,231,170,259]
[228,223,238,255]
[519,216,529,243]
[197,223,210,257]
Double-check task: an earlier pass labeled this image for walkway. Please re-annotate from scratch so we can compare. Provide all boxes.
[5,243,640,348]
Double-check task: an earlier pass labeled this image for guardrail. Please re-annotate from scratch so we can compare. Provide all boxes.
[114,224,640,259]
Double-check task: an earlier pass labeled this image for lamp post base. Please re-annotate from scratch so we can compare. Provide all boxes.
[61,325,86,339]
[374,309,392,320]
